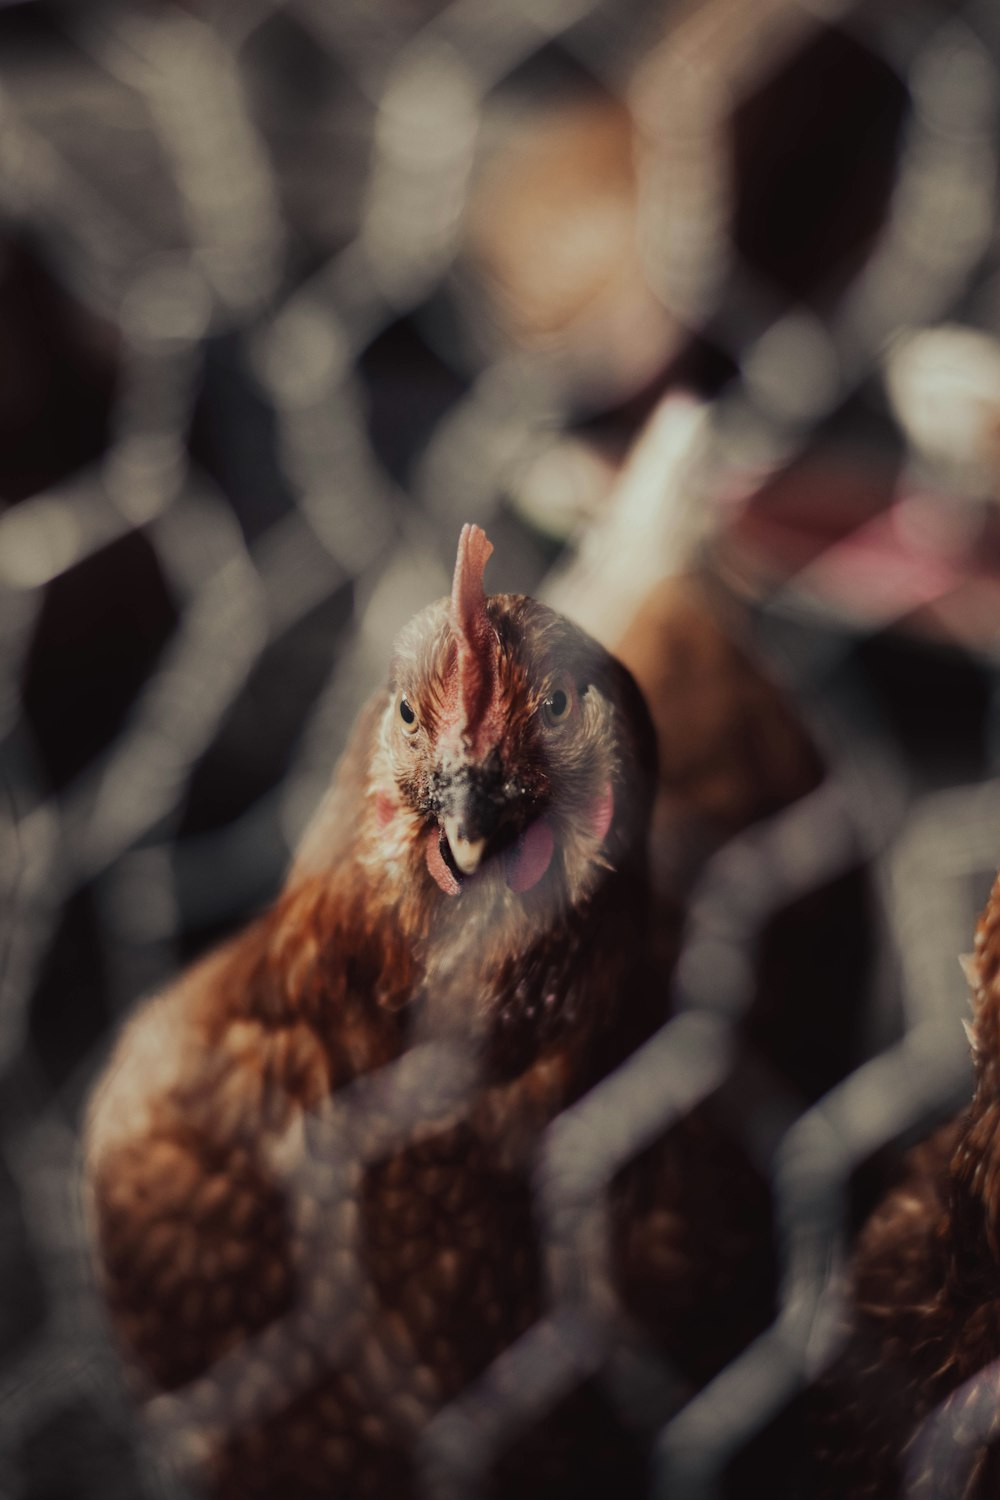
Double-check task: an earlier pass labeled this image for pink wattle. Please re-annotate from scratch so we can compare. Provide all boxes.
[425,778,613,899]
[589,781,614,844]
[375,791,397,828]
[505,819,555,894]
[426,829,462,896]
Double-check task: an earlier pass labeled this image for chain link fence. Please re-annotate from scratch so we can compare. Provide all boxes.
[2,0,1000,1495]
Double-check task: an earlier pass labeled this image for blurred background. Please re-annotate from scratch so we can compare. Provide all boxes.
[3,0,1000,1494]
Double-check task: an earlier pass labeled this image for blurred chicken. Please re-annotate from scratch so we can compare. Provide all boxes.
[550,394,863,1101]
[811,871,1000,1498]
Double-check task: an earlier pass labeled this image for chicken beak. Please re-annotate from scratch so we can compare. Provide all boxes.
[441,815,486,876]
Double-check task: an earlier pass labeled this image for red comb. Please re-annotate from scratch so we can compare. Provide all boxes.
[451,524,493,635]
[450,524,494,739]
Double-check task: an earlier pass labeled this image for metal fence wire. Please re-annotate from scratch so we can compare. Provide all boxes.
[3,0,1000,1496]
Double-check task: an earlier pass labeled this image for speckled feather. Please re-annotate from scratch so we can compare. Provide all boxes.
[810,871,1000,1499]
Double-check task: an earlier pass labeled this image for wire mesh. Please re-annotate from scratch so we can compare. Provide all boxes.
[3,0,1000,1496]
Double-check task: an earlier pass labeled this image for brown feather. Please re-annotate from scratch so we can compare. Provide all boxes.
[810,870,1000,1497]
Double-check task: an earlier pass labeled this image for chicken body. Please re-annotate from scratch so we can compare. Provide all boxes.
[812,872,1000,1498]
[88,526,777,1497]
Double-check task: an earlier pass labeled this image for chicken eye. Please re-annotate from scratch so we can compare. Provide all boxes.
[398,695,419,735]
[541,683,574,728]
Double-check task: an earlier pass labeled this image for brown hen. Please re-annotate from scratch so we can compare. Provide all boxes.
[88,525,783,1498]
[811,870,1000,1498]
[87,486,887,1500]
